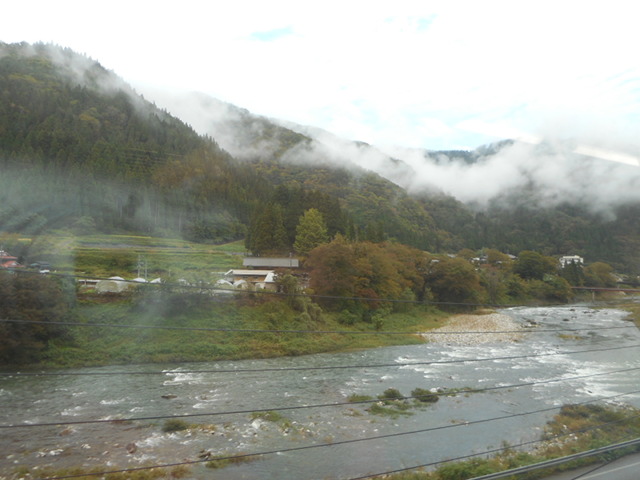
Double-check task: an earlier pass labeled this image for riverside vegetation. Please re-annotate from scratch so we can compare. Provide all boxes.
[0,234,450,368]
[7,295,444,368]
[382,403,640,480]
[0,231,635,369]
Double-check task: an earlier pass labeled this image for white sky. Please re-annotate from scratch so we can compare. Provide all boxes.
[3,0,640,152]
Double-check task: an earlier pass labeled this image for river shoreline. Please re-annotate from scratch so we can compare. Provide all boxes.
[2,306,640,479]
[6,298,638,371]
[421,312,524,345]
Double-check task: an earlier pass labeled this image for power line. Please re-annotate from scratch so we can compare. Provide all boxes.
[8,266,638,311]
[10,268,640,318]
[574,286,640,294]
[3,368,639,429]
[2,343,639,377]
[5,268,560,309]
[1,317,634,336]
[35,393,640,480]
[3,273,638,476]
[466,439,640,480]
[120,147,185,159]
[349,429,640,480]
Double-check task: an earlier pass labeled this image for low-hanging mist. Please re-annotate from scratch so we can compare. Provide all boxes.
[144,89,640,219]
[388,141,640,218]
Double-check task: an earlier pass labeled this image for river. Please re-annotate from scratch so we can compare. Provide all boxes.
[2,304,640,479]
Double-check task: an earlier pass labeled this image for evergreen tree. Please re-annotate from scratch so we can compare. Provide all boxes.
[294,208,329,256]
[247,203,288,255]
[559,261,584,286]
[0,271,73,364]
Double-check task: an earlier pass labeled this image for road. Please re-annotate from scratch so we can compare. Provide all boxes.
[541,452,640,479]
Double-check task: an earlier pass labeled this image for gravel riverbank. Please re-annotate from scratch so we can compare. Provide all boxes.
[422,312,524,345]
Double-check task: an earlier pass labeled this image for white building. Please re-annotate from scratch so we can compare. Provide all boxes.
[559,255,584,268]
[224,269,277,290]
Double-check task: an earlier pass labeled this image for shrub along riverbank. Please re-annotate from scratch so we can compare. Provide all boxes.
[3,283,639,370]
[382,403,640,480]
[30,289,447,369]
[621,302,640,327]
[45,294,640,370]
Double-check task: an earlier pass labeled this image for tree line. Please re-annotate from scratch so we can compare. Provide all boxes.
[301,238,618,323]
[0,270,75,364]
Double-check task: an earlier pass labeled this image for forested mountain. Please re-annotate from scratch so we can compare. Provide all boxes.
[0,42,272,242]
[1,42,639,273]
[151,90,640,273]
[0,42,438,251]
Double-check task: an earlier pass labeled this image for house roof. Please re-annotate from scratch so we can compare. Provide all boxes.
[1,260,20,268]
[225,269,277,283]
[225,269,275,277]
[242,257,299,268]
[0,250,21,268]
[0,250,18,261]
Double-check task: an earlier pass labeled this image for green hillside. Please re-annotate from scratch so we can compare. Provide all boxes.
[1,42,639,273]
[0,42,439,253]
[0,42,273,243]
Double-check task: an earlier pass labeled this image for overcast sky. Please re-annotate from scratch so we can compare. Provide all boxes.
[3,0,639,154]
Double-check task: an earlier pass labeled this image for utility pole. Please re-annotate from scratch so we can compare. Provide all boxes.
[137,255,148,280]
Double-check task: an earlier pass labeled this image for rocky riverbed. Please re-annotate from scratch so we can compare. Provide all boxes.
[422,312,524,345]
[3,307,640,480]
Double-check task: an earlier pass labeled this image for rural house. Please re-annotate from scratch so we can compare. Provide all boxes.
[223,269,277,291]
[0,249,22,269]
[559,255,584,268]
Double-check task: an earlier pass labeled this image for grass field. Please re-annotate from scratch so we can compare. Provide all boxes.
[26,234,245,280]
[39,294,446,368]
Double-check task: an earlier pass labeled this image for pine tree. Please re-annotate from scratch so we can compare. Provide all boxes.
[247,203,288,255]
[294,208,329,256]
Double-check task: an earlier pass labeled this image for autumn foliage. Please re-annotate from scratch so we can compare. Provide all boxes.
[305,237,436,315]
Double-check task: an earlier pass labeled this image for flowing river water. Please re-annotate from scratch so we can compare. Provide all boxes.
[2,304,640,479]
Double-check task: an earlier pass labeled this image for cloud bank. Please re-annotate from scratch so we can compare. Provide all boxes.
[385,142,640,217]
[141,86,640,219]
[3,1,639,152]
